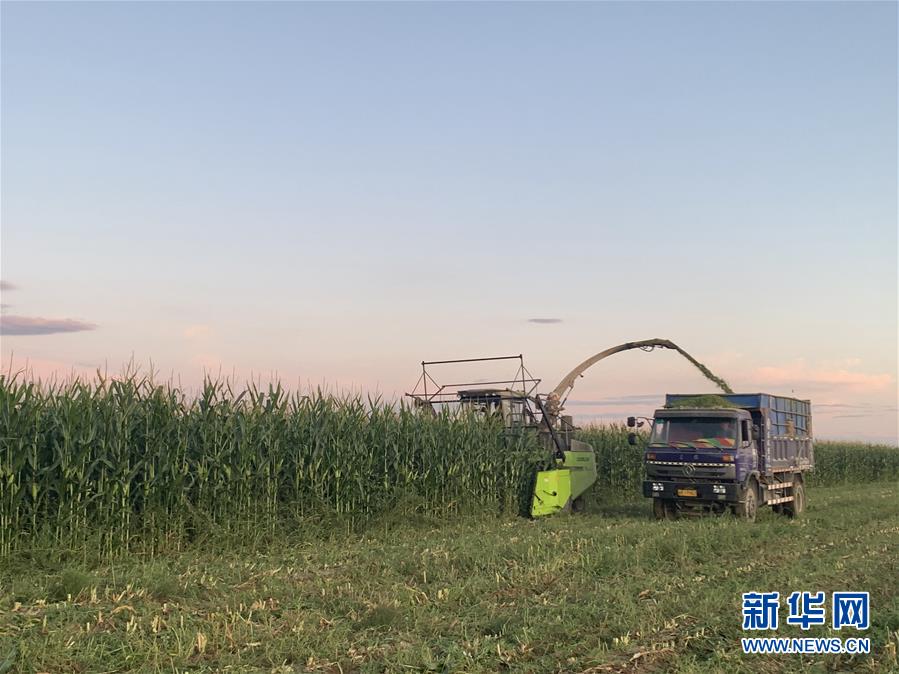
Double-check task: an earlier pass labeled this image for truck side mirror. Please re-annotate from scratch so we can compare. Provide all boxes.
[626,416,637,428]
[741,419,751,446]
[627,432,638,446]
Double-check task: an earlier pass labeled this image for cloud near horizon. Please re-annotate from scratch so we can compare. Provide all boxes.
[567,393,664,406]
[184,324,211,339]
[0,315,97,336]
[751,360,893,394]
[527,318,563,324]
[0,281,17,292]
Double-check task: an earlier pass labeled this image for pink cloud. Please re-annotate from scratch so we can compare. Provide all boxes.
[1,356,97,382]
[191,353,223,371]
[184,324,211,339]
[751,360,893,393]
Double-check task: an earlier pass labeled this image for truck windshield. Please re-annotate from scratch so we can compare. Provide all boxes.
[649,418,736,449]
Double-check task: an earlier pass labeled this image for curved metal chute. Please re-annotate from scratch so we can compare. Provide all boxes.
[550,338,732,408]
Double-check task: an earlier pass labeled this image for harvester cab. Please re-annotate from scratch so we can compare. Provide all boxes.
[456,388,535,428]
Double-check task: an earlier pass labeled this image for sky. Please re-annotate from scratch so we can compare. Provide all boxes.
[1,2,896,443]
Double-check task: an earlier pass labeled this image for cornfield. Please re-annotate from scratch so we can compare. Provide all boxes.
[808,441,899,486]
[1,373,897,557]
[0,373,540,557]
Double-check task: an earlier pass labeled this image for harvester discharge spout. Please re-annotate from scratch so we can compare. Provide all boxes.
[530,338,732,518]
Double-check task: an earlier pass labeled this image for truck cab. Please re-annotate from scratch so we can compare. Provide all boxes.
[633,393,814,521]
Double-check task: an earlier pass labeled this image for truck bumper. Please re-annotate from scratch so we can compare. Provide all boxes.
[642,480,741,502]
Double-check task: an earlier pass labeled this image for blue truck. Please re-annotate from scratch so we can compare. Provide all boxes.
[629,393,814,521]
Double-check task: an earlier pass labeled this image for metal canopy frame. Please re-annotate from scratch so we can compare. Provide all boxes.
[405,354,541,408]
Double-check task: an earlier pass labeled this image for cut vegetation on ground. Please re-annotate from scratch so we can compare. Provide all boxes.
[1,483,897,673]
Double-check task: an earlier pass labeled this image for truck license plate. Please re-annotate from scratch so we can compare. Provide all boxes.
[677,488,698,497]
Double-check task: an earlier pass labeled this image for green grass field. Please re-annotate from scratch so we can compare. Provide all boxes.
[2,482,897,673]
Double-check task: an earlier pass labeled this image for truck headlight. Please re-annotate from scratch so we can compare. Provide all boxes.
[652,482,664,492]
[712,485,726,494]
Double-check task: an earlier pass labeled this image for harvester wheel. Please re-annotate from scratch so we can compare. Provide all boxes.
[653,498,675,520]
[571,495,586,513]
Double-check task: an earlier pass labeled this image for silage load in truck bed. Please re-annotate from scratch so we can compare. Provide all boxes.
[664,394,741,409]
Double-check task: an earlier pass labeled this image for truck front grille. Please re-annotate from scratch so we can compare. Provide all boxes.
[646,460,735,480]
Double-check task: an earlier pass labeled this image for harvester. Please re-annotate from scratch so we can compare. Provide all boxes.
[406,339,713,517]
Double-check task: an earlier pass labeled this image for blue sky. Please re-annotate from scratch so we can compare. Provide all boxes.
[1,2,896,441]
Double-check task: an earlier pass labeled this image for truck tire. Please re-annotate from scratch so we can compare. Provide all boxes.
[782,475,805,518]
[653,498,675,520]
[736,479,758,522]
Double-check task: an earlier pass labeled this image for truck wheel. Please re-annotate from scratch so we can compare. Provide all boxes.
[571,495,586,513]
[653,499,674,520]
[736,479,758,522]
[783,475,805,518]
